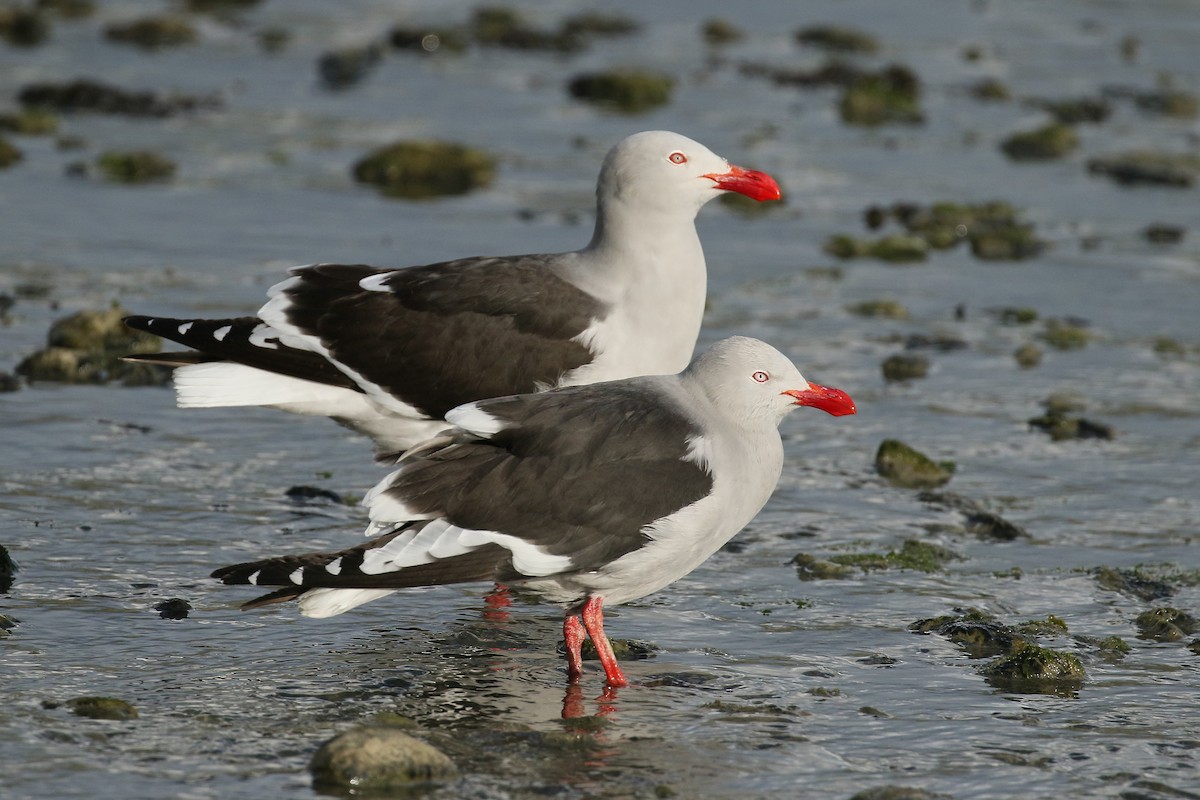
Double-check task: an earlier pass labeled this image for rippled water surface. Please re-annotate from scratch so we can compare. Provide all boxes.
[2,1,1199,798]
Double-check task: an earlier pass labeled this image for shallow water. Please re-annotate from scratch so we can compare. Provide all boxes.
[2,2,1199,798]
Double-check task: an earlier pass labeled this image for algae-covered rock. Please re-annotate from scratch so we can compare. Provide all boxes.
[353,140,496,199]
[1028,394,1113,441]
[1134,89,1198,119]
[1028,411,1114,441]
[1016,615,1069,637]
[105,16,197,49]
[568,70,675,113]
[1152,336,1188,359]
[794,25,878,54]
[875,439,953,488]
[1013,343,1043,369]
[881,353,929,383]
[38,0,95,19]
[19,79,221,117]
[0,108,58,135]
[701,18,743,45]
[847,299,909,319]
[829,540,957,574]
[0,613,17,637]
[934,620,1029,658]
[824,233,929,263]
[1093,566,1176,602]
[471,6,582,52]
[0,135,21,168]
[998,307,1038,325]
[154,598,192,620]
[309,726,457,791]
[579,638,658,662]
[860,200,1045,262]
[317,43,383,90]
[16,306,167,386]
[969,225,1046,260]
[1087,151,1200,188]
[66,696,139,720]
[561,12,638,39]
[0,6,50,46]
[839,65,923,126]
[791,552,855,580]
[0,543,16,593]
[912,610,1080,663]
[1000,122,1079,161]
[1142,224,1185,244]
[979,644,1085,694]
[1135,607,1198,642]
[970,78,1011,102]
[96,150,176,183]
[1040,319,1089,350]
[1030,97,1111,124]
[1094,636,1132,658]
[964,510,1028,541]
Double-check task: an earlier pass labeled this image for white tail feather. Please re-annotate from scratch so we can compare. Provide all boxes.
[173,362,363,413]
[298,587,397,617]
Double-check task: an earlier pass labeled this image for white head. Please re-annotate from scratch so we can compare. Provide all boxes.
[684,336,856,426]
[596,131,781,217]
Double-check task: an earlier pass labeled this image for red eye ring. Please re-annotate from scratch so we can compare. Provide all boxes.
[752,371,769,383]
[668,151,687,165]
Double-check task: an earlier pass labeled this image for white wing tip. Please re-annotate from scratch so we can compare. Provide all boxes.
[298,587,397,617]
[446,402,506,437]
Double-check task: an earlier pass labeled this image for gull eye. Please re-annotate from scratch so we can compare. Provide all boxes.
[752,370,770,383]
[668,151,687,165]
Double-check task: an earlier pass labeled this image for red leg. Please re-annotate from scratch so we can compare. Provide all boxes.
[561,682,585,719]
[485,583,512,608]
[483,583,512,621]
[580,596,628,688]
[563,614,585,682]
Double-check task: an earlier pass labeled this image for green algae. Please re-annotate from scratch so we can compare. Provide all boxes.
[1013,343,1043,369]
[309,725,457,791]
[839,65,923,126]
[1087,150,1200,188]
[1041,319,1090,350]
[105,16,197,49]
[791,552,855,580]
[1135,607,1198,642]
[0,135,21,168]
[1017,615,1069,636]
[1000,122,1080,161]
[824,233,929,263]
[567,70,675,114]
[794,25,879,54]
[15,306,166,386]
[979,644,1085,694]
[96,150,176,183]
[847,299,909,319]
[352,140,496,199]
[881,353,929,383]
[1093,566,1176,602]
[65,696,139,720]
[702,18,743,45]
[875,439,954,489]
[0,108,58,135]
[829,539,957,574]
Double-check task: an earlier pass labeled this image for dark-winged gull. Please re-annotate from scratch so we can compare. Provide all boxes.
[125,131,781,454]
[212,337,856,687]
